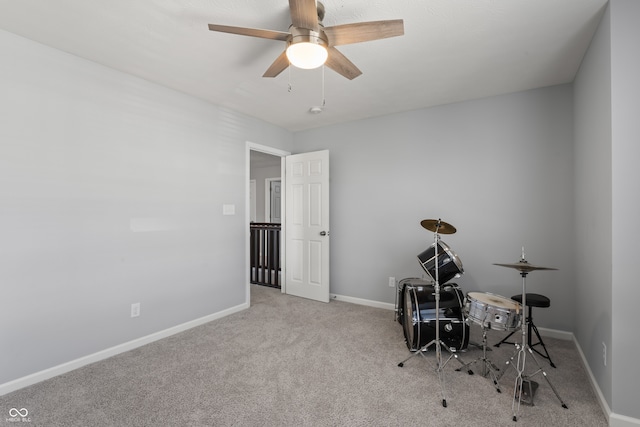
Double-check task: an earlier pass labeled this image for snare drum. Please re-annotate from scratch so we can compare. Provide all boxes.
[464,292,522,331]
[402,282,469,351]
[417,240,463,285]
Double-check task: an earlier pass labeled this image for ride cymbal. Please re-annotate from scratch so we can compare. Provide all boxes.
[420,219,456,234]
[493,260,558,273]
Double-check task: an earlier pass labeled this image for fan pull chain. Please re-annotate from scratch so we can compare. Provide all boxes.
[288,65,292,92]
[321,65,326,107]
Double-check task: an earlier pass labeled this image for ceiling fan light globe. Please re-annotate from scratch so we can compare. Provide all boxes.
[286,42,328,69]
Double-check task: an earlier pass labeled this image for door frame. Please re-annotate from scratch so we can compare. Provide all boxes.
[246,142,290,304]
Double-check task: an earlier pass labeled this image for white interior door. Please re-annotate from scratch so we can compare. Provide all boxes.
[249,180,257,223]
[285,150,330,303]
[265,178,282,223]
[270,180,281,223]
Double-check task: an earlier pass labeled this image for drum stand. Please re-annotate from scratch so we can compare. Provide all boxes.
[397,224,471,408]
[496,264,568,421]
[455,317,502,393]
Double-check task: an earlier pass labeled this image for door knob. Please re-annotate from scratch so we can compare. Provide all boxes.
[320,231,329,236]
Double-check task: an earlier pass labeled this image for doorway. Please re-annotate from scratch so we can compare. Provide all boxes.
[246,143,331,305]
[246,143,289,303]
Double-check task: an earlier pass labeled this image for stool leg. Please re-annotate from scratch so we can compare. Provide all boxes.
[527,307,534,348]
[495,302,529,348]
[530,320,556,368]
[494,329,517,348]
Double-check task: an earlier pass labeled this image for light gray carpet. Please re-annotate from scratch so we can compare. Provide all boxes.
[1,285,607,426]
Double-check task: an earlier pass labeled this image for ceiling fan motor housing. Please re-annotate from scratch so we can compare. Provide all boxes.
[287,26,328,49]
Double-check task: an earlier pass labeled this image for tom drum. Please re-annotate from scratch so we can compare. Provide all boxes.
[417,240,463,285]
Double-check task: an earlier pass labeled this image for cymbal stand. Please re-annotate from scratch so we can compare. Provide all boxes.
[455,314,502,393]
[397,223,470,408]
[497,263,568,421]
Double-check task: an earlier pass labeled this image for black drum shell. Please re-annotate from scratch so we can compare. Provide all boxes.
[401,282,469,351]
[396,277,431,324]
[417,240,463,285]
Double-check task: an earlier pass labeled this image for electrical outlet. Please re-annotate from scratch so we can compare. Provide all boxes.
[388,277,395,288]
[602,342,606,366]
[131,303,141,318]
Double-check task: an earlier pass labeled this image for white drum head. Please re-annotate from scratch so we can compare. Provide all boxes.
[467,292,521,312]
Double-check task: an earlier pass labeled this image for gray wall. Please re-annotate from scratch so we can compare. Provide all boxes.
[573,0,640,421]
[293,85,576,332]
[573,1,613,413]
[610,0,640,420]
[0,29,293,385]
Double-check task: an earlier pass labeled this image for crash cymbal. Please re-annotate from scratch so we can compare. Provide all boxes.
[420,219,457,234]
[493,260,558,273]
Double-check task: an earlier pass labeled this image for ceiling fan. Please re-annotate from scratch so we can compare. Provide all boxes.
[208,0,404,80]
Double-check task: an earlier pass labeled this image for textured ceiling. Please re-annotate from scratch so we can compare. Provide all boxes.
[0,0,607,132]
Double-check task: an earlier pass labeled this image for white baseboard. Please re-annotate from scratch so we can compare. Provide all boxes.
[0,302,249,396]
[330,293,573,343]
[572,332,612,424]
[330,294,578,342]
[611,414,640,427]
[537,326,573,341]
[330,293,395,311]
[572,333,640,426]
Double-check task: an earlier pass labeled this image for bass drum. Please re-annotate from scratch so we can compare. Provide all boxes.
[396,277,432,324]
[417,240,463,285]
[402,283,469,352]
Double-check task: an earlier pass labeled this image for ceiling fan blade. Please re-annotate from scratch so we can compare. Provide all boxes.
[208,24,289,41]
[289,0,319,31]
[263,50,290,78]
[323,19,404,46]
[325,47,362,80]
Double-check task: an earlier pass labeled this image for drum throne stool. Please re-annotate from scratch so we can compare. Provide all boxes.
[494,293,556,368]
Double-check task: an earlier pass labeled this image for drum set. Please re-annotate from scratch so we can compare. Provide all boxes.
[395,218,568,421]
